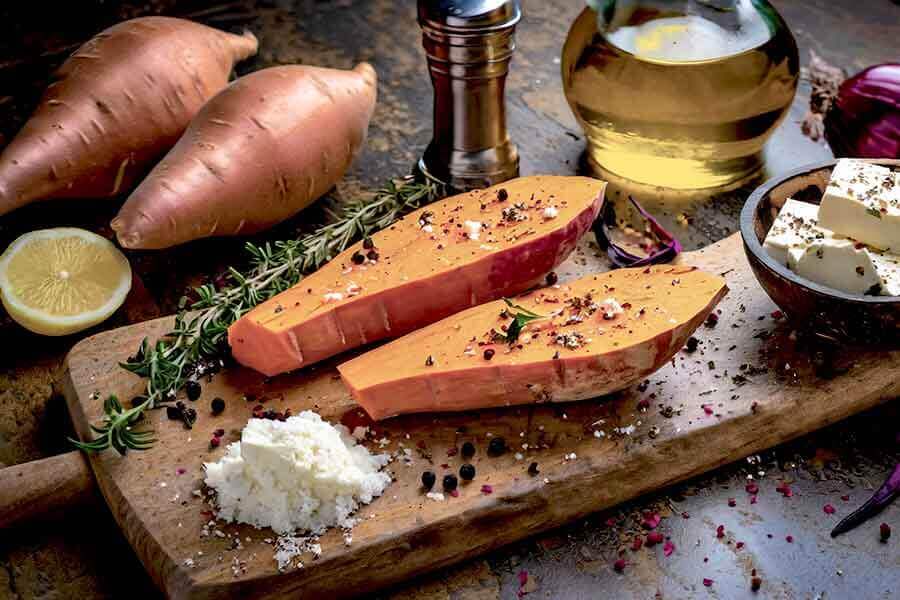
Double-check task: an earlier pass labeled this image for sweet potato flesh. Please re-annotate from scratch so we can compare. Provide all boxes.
[228,176,605,376]
[338,266,727,420]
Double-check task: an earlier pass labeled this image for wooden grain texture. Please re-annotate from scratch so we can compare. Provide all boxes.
[0,450,94,529]
[61,231,900,599]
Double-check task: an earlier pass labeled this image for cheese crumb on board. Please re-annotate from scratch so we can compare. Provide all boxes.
[204,412,392,536]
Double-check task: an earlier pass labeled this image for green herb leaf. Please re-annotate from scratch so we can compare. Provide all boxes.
[501,298,544,344]
[74,177,445,454]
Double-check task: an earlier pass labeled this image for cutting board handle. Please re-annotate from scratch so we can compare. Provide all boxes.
[0,450,95,529]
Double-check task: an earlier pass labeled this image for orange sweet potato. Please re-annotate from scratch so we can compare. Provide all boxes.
[111,64,377,249]
[338,266,727,420]
[228,176,606,376]
[0,17,258,216]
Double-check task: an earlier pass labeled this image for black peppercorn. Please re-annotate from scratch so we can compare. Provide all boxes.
[461,441,476,459]
[442,474,458,491]
[166,405,182,420]
[545,272,558,286]
[497,188,508,201]
[483,348,495,360]
[211,397,225,415]
[528,462,540,476]
[351,251,365,265]
[487,437,506,457]
[685,337,699,353]
[363,237,375,249]
[366,250,379,261]
[459,463,476,481]
[421,471,436,490]
[185,380,202,401]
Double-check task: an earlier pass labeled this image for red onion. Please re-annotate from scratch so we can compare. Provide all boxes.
[824,63,900,159]
[593,197,682,268]
[831,462,899,537]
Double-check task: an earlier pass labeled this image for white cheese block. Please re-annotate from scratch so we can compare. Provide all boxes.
[871,251,900,296]
[763,198,831,267]
[787,238,882,295]
[818,159,900,252]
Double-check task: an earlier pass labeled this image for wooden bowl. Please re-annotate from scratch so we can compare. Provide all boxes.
[740,159,900,344]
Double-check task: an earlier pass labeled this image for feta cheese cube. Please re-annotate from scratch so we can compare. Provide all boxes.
[762,198,830,266]
[870,251,900,296]
[818,159,900,251]
[787,238,881,295]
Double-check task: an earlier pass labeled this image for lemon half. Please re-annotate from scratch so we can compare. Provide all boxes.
[0,228,132,336]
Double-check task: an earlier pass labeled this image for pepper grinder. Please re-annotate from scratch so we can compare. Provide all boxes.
[417,0,521,191]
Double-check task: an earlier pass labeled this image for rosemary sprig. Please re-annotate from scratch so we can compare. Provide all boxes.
[73,176,443,454]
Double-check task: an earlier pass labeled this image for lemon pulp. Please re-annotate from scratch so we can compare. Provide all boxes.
[0,228,132,336]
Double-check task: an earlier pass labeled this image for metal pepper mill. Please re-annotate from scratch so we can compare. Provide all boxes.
[417,0,521,191]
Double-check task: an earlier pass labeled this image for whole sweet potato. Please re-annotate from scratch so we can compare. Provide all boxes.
[111,63,377,249]
[0,17,258,216]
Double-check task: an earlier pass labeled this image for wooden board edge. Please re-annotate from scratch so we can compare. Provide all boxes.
[60,347,196,598]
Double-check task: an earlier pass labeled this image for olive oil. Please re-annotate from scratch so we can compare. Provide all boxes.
[562,1,798,189]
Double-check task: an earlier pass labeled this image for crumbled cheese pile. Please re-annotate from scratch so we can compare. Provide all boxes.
[204,411,392,536]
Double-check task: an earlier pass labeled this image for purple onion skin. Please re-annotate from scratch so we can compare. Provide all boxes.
[593,197,682,269]
[825,63,900,159]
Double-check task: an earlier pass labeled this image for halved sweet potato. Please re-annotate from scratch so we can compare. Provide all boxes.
[338,266,727,420]
[229,176,605,376]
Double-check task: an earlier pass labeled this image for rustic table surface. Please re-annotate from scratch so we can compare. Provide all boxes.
[1,1,898,599]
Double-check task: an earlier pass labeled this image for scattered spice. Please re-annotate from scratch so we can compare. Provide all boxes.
[528,462,540,476]
[776,483,793,498]
[211,397,225,415]
[483,348,495,361]
[545,272,558,285]
[459,463,476,481]
[663,540,675,557]
[461,441,476,459]
[703,578,714,587]
[728,498,737,507]
[880,522,891,542]
[185,380,201,401]
[685,337,699,353]
[488,437,507,457]
[442,474,458,492]
[785,535,794,543]
[480,484,493,495]
[209,436,220,449]
[751,576,762,592]
[422,471,436,490]
[642,512,661,530]
[645,532,664,546]
[613,559,627,573]
[823,504,836,515]
[716,525,725,539]
[631,537,643,551]
[745,482,759,495]
[425,355,434,367]
[497,188,508,201]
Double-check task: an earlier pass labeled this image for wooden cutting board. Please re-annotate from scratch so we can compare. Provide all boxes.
[62,232,900,600]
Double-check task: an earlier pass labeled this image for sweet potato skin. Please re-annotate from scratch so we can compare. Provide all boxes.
[228,176,605,377]
[338,266,728,420]
[0,17,258,216]
[111,64,377,249]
